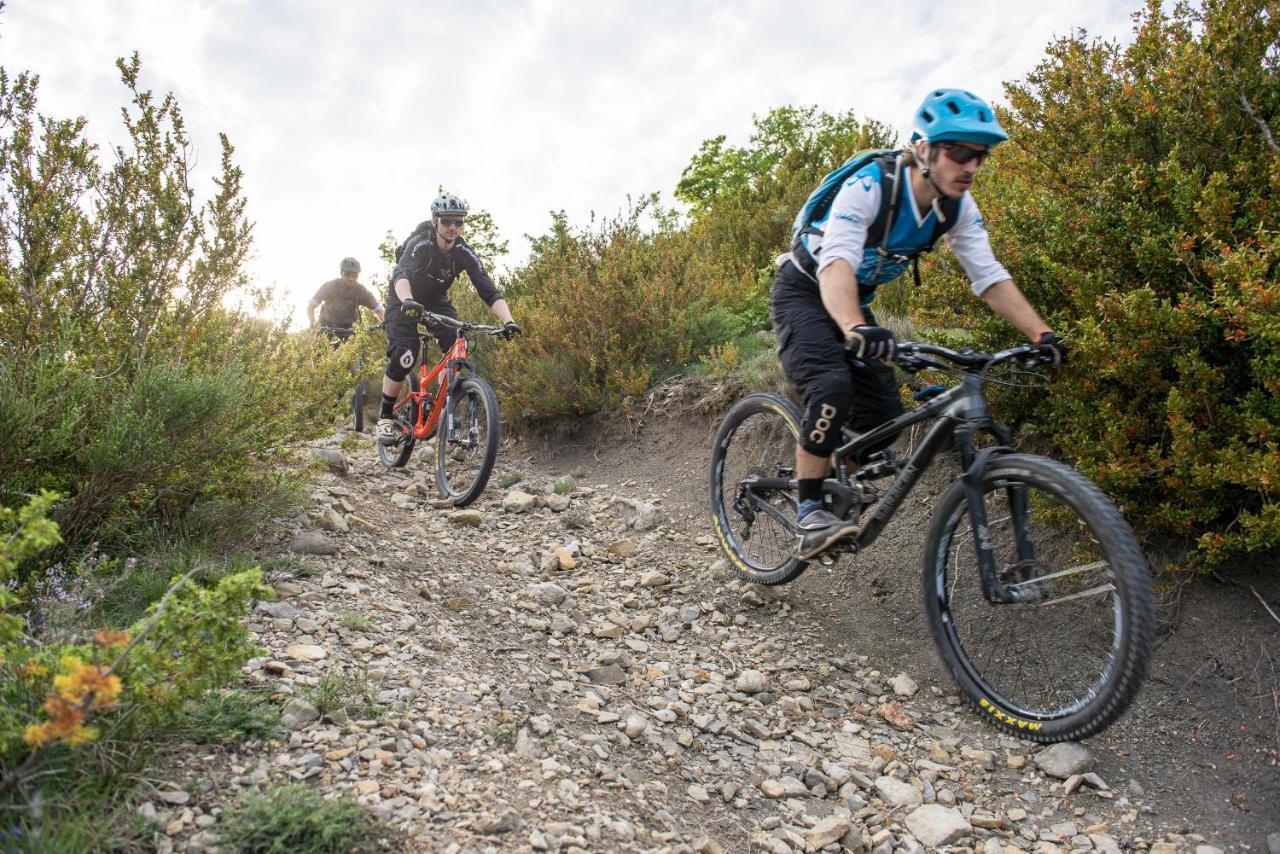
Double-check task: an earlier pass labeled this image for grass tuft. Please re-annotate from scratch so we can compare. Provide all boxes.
[216,784,398,853]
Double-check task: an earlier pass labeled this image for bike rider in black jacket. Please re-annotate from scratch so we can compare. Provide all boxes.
[376,193,520,445]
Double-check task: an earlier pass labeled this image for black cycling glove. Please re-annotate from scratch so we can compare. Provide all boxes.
[1035,331,1068,366]
[846,324,897,362]
[399,299,425,321]
[499,321,523,340]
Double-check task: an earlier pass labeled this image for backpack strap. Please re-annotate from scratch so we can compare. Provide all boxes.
[865,153,903,248]
[791,152,904,279]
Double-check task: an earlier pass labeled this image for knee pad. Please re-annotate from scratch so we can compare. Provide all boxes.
[800,381,853,457]
[384,345,418,382]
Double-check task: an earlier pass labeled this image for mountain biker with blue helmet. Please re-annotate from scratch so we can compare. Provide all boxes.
[772,88,1068,558]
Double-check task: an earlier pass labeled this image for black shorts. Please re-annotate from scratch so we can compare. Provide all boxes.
[385,302,458,364]
[770,261,903,439]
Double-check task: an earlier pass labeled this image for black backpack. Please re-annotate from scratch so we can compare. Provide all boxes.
[791,150,961,286]
[394,220,435,264]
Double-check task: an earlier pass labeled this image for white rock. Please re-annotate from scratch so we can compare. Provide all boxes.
[874,776,923,808]
[503,490,537,513]
[610,495,662,530]
[527,582,569,606]
[806,815,851,849]
[905,804,971,848]
[1034,742,1093,779]
[285,643,326,662]
[889,672,919,697]
[734,669,768,694]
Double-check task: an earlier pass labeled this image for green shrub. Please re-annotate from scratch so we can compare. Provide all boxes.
[0,57,348,553]
[1,492,269,841]
[217,784,397,853]
[479,197,754,420]
[910,0,1280,570]
[338,611,374,632]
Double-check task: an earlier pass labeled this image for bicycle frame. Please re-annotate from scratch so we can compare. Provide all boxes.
[395,330,474,442]
[742,362,1033,604]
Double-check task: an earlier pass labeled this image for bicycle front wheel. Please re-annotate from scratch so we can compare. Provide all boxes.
[709,393,807,586]
[377,372,419,469]
[435,377,499,506]
[923,453,1154,742]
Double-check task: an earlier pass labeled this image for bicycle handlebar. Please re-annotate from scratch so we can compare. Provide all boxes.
[317,323,384,334]
[894,341,1053,375]
[419,311,507,337]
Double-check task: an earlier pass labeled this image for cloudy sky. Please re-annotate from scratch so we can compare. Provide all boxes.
[3,0,1140,325]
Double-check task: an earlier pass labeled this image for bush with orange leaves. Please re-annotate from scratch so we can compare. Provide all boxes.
[1,492,269,792]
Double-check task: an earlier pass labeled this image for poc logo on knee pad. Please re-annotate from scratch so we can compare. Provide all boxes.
[808,403,838,446]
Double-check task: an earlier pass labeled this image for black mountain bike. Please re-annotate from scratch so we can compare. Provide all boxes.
[319,324,380,433]
[709,341,1155,742]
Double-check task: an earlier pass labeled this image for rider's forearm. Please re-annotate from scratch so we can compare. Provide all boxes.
[817,260,867,338]
[306,305,316,325]
[490,298,514,325]
[394,277,413,303]
[980,279,1052,340]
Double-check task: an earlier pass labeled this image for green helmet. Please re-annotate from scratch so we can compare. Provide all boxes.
[340,257,361,275]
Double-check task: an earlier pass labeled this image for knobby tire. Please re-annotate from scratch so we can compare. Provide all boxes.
[922,453,1154,743]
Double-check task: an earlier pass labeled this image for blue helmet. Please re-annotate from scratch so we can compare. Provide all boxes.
[912,89,1008,146]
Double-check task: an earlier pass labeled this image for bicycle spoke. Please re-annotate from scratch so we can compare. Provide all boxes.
[1005,559,1108,588]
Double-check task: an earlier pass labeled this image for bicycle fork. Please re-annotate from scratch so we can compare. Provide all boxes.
[958,433,1039,605]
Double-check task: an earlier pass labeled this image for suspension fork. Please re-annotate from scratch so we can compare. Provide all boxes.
[991,422,1036,572]
[957,421,1034,604]
[442,354,477,442]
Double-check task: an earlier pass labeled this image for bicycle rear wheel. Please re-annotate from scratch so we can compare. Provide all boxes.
[922,453,1154,742]
[377,373,419,469]
[708,393,808,585]
[435,377,499,506]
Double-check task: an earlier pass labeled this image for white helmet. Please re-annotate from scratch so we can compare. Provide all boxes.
[430,193,468,219]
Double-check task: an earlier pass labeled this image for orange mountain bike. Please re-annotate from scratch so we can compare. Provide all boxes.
[377,313,509,506]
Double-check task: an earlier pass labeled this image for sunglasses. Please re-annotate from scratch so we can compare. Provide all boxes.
[936,141,991,166]
[438,217,465,227]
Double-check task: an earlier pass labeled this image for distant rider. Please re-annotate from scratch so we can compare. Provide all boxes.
[308,257,385,343]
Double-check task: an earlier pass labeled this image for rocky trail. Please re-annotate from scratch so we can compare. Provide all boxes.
[150,415,1275,854]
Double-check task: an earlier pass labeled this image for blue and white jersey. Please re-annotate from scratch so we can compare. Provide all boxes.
[793,161,1009,301]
